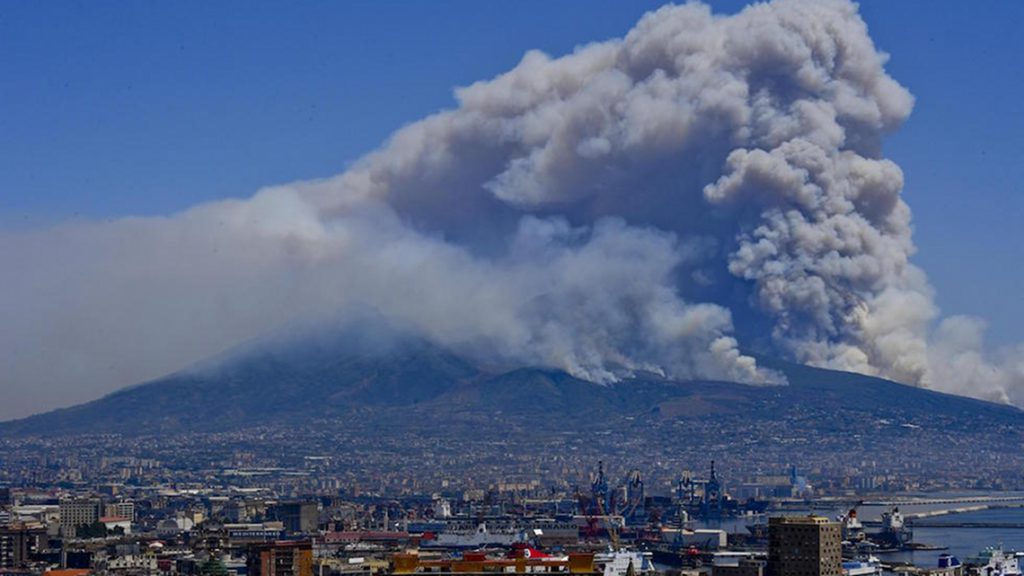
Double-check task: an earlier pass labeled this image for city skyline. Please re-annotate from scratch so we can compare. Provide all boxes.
[4,5,1024,576]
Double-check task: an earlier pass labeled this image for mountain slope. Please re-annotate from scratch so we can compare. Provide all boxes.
[2,334,1020,437]
[1,331,478,435]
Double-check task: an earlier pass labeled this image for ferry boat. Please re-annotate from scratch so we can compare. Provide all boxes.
[842,555,882,576]
[593,550,655,576]
[421,522,523,548]
[966,546,1022,576]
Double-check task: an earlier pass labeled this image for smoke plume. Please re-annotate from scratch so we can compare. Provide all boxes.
[2,0,1022,419]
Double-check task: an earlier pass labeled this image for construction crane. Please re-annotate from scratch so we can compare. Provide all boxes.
[595,489,621,550]
[620,469,644,523]
[575,485,602,540]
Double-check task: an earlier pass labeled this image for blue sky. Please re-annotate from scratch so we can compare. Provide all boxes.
[1,0,1022,345]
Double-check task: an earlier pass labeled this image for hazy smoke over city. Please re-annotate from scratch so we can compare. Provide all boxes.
[3,0,1022,419]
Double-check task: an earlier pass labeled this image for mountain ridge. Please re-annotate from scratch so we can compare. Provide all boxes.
[2,332,1020,437]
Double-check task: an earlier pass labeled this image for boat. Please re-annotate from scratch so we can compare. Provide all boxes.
[938,554,962,571]
[868,507,913,549]
[843,540,880,559]
[421,522,523,548]
[659,527,727,550]
[966,546,1022,576]
[842,554,882,576]
[840,509,866,542]
[593,550,655,576]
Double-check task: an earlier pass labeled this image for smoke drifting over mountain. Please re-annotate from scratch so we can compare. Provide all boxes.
[3,0,1022,419]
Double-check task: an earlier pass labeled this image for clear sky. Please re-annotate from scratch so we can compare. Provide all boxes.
[1,0,1022,346]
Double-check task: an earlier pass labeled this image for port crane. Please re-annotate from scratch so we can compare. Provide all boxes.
[594,487,621,550]
[575,485,603,540]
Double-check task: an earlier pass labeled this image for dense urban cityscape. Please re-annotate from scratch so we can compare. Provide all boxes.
[2,423,1024,576]
[3,360,1024,576]
[3,415,1024,498]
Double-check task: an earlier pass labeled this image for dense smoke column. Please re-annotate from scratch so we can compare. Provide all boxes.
[314,0,927,383]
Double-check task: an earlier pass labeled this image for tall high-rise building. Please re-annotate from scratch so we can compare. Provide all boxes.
[247,541,312,576]
[59,498,102,539]
[768,516,842,576]
[0,524,47,569]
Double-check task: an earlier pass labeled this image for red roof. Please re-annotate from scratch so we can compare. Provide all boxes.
[100,516,129,523]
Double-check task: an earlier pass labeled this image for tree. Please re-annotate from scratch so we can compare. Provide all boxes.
[75,521,107,539]
[199,557,229,576]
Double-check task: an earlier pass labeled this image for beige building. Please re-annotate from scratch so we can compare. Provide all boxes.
[104,501,135,521]
[768,516,842,576]
[59,498,102,538]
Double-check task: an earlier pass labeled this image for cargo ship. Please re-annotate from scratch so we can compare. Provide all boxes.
[868,507,912,550]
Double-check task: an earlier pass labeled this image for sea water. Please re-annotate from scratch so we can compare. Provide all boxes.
[692,495,1024,570]
[878,507,1024,568]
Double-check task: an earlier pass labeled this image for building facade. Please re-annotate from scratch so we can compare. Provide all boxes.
[246,541,312,576]
[59,498,102,539]
[103,502,135,522]
[767,516,842,576]
[268,502,317,535]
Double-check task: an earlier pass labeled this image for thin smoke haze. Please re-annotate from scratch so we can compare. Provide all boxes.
[2,0,1022,420]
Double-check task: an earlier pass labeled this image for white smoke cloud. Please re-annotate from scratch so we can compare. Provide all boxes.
[0,194,772,419]
[2,0,1021,419]
[926,317,1024,405]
